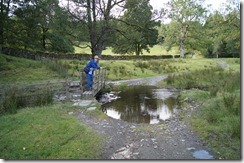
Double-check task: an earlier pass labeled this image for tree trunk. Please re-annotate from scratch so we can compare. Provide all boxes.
[180,25,187,58]
[180,40,185,58]
[87,0,98,57]
[42,27,48,51]
[91,43,103,57]
[135,43,141,56]
[86,0,114,58]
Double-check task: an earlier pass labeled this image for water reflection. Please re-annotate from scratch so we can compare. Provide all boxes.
[100,86,180,124]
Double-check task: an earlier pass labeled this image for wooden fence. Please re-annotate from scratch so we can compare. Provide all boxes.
[0,68,106,103]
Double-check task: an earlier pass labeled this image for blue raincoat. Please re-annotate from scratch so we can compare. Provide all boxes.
[85,59,100,90]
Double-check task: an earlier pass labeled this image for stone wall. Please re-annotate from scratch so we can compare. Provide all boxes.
[1,47,180,61]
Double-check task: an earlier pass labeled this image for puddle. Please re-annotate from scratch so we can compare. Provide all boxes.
[193,150,214,159]
[98,86,180,124]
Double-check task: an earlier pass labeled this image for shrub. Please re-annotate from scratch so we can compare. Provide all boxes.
[202,97,227,124]
[223,93,240,116]
[165,75,175,85]
[209,87,219,97]
[43,60,68,78]
[0,87,53,115]
[0,87,18,114]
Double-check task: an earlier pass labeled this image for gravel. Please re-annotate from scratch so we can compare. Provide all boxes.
[75,76,215,159]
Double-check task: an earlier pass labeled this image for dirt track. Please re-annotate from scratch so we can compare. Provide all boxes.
[75,76,215,159]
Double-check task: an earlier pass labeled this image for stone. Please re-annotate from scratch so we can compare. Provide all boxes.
[187,147,196,151]
[73,100,93,107]
[151,138,156,142]
[116,147,127,153]
[111,145,134,159]
[87,107,96,111]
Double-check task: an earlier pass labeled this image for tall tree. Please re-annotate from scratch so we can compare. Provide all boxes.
[13,0,74,52]
[112,0,160,56]
[64,0,125,57]
[166,0,206,57]
[0,0,18,46]
[203,0,240,58]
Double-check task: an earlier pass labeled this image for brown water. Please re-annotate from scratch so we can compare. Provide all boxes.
[99,86,180,124]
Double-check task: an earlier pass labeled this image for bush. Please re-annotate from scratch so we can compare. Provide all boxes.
[209,87,219,97]
[223,93,240,116]
[0,87,53,115]
[203,98,222,124]
[43,60,68,78]
[0,87,18,114]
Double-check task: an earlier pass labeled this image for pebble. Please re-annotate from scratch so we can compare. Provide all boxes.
[116,147,127,153]
[187,147,195,151]
[133,152,139,156]
[151,138,156,142]
[87,107,96,111]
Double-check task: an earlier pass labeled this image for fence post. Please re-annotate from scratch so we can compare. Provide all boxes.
[78,71,83,94]
[97,69,99,93]
[102,69,106,87]
[92,70,95,96]
[65,78,70,101]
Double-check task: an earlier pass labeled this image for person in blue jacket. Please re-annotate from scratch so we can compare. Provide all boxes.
[84,55,101,90]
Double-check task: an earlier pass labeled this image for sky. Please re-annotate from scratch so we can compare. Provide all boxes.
[149,0,230,10]
[149,0,241,23]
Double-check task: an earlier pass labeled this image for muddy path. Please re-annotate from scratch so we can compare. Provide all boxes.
[76,75,215,159]
[108,75,169,86]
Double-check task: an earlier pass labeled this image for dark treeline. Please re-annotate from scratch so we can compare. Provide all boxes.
[0,0,240,58]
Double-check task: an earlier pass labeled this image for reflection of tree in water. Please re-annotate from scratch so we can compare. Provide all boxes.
[101,86,178,123]
[163,97,177,111]
[104,86,157,123]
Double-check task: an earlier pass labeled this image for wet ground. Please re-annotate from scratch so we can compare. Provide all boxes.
[75,75,215,159]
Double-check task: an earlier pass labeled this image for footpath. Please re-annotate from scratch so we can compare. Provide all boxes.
[74,75,215,159]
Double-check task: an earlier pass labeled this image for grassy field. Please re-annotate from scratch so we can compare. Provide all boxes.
[74,43,180,56]
[0,51,240,159]
[0,102,104,159]
[158,58,240,159]
[0,53,65,87]
[60,57,218,81]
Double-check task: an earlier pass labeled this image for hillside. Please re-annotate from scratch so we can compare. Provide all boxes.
[0,53,64,87]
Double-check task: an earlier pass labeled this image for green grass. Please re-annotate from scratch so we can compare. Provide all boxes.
[0,86,54,115]
[0,53,65,86]
[62,58,220,81]
[74,42,180,56]
[1,48,240,160]
[0,51,220,84]
[163,58,241,159]
[0,102,103,159]
[141,45,180,56]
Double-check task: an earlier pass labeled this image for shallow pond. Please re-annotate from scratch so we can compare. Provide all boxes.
[98,86,181,124]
